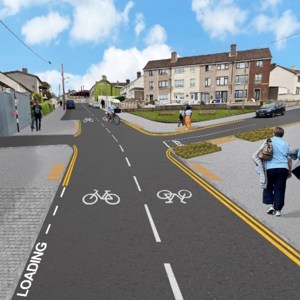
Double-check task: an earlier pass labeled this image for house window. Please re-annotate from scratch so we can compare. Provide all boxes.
[158,94,168,101]
[158,80,168,88]
[190,78,195,87]
[235,75,248,84]
[216,76,228,86]
[149,70,153,76]
[217,63,229,70]
[149,81,154,90]
[235,90,247,98]
[175,67,184,74]
[174,93,184,100]
[256,60,263,67]
[236,62,249,69]
[190,67,195,73]
[205,77,211,87]
[255,74,262,83]
[159,69,167,75]
[298,76,300,82]
[205,65,211,72]
[175,80,184,88]
[296,87,300,95]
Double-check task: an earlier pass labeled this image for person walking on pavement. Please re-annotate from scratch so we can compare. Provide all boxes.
[32,100,42,131]
[178,106,185,127]
[253,127,292,216]
[184,105,192,130]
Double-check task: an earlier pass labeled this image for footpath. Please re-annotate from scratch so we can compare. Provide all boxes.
[1,104,300,299]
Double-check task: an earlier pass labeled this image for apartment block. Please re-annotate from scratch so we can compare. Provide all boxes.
[143,44,272,104]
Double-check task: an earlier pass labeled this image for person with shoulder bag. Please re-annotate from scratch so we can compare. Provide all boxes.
[178,107,185,127]
[252,127,292,217]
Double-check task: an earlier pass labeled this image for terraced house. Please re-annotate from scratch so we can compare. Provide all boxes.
[143,44,272,104]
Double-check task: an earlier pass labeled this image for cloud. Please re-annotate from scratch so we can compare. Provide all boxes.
[261,0,282,10]
[69,0,134,43]
[21,12,70,45]
[252,10,300,49]
[134,12,145,37]
[144,24,167,45]
[191,0,247,39]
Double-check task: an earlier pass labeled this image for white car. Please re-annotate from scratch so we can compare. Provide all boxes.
[92,102,101,108]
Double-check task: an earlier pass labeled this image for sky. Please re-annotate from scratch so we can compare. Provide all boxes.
[0,0,300,96]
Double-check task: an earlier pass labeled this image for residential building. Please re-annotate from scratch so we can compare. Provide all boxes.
[143,44,272,104]
[4,68,43,95]
[120,72,144,101]
[0,72,30,93]
[269,64,300,101]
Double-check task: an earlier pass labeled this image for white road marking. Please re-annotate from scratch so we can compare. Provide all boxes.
[53,205,59,216]
[101,123,105,127]
[133,176,141,191]
[163,141,170,148]
[144,204,161,243]
[119,145,124,152]
[112,135,118,142]
[60,187,66,198]
[45,224,51,235]
[164,263,184,300]
[106,128,111,133]
[125,157,131,167]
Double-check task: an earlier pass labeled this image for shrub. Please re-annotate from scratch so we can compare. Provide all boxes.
[235,127,273,142]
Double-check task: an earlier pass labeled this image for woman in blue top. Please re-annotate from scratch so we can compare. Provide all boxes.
[263,127,292,216]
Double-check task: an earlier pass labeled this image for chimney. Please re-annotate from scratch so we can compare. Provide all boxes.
[126,79,130,84]
[171,51,178,63]
[137,71,141,78]
[22,68,28,73]
[230,44,237,57]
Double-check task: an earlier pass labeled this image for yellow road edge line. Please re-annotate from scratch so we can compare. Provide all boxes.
[166,148,300,267]
[62,145,78,186]
[74,121,81,137]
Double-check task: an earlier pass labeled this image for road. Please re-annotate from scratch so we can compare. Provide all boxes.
[10,104,300,299]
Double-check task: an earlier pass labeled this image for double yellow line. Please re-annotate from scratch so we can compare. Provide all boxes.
[166,148,300,267]
[62,145,78,187]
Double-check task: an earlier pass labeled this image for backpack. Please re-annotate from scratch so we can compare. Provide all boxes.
[258,138,273,161]
[34,105,41,115]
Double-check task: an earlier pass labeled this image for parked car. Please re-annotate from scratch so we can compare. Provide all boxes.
[92,102,101,108]
[66,99,75,109]
[255,101,285,118]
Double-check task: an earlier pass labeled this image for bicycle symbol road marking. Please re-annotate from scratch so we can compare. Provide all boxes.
[83,117,94,123]
[172,140,184,146]
[82,189,120,205]
[156,189,192,204]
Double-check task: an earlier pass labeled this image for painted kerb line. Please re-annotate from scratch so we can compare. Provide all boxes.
[164,263,184,300]
[133,176,141,191]
[144,204,161,243]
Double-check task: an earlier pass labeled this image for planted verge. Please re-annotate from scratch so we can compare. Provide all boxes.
[234,127,273,142]
[173,141,221,159]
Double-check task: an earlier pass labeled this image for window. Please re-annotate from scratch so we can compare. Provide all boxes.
[236,62,249,69]
[159,69,167,75]
[175,67,184,74]
[235,90,247,98]
[256,60,263,67]
[296,87,300,95]
[149,70,153,76]
[216,76,228,86]
[190,67,195,73]
[174,93,184,100]
[175,80,184,88]
[158,80,168,88]
[255,74,262,83]
[205,65,211,72]
[158,95,168,101]
[149,81,154,90]
[235,75,248,84]
[217,63,229,70]
[190,78,195,87]
[205,77,211,87]
[298,76,300,82]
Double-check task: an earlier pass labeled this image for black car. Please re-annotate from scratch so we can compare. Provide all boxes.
[255,101,285,118]
[66,99,75,109]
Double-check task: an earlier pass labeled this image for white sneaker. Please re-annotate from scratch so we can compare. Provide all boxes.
[266,205,275,215]
[275,210,281,217]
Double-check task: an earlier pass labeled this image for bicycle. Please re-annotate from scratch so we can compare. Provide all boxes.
[102,111,120,125]
[82,189,120,205]
[156,189,192,204]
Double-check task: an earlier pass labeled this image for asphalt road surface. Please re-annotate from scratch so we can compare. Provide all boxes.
[12,104,300,299]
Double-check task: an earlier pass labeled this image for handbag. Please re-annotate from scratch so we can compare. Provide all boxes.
[292,159,300,180]
[258,138,273,161]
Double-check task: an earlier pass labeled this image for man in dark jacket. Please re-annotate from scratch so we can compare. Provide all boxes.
[32,100,42,131]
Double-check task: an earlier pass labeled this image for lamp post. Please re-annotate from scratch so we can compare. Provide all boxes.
[61,63,66,110]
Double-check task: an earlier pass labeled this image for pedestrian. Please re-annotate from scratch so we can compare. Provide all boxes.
[252,127,292,216]
[184,105,192,130]
[101,99,105,109]
[178,106,185,127]
[32,100,42,131]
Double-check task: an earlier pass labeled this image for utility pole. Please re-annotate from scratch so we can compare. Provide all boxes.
[61,63,66,110]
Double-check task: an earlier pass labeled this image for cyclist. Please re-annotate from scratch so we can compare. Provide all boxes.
[106,102,116,121]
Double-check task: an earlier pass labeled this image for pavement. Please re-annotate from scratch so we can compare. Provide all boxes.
[1,104,300,299]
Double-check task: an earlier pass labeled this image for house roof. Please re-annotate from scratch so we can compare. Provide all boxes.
[143,47,272,70]
[271,63,300,75]
[4,70,43,83]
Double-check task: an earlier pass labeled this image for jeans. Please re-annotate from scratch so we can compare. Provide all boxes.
[35,115,41,131]
[263,168,289,211]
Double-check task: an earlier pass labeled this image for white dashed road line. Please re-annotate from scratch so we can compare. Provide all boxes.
[45,224,51,235]
[119,145,124,152]
[125,157,131,167]
[60,187,66,198]
[164,263,184,300]
[144,204,161,243]
[133,176,141,191]
[53,205,59,216]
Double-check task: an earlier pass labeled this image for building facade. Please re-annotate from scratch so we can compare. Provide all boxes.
[120,72,144,101]
[143,44,272,104]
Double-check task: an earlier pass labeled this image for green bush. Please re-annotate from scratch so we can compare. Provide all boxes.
[235,127,273,142]
[173,142,221,159]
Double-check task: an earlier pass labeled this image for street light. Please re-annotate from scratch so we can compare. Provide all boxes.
[61,63,66,110]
